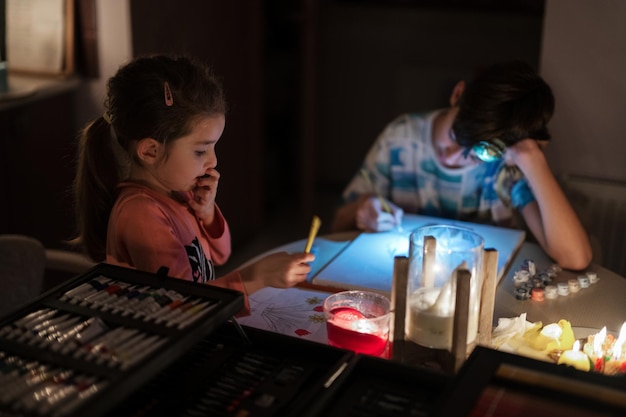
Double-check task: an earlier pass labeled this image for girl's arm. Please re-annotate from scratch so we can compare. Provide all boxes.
[200,204,231,265]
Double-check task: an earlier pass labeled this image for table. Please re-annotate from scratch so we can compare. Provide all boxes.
[496,241,626,333]
[236,221,626,346]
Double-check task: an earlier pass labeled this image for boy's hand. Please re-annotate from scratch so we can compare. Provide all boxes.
[505,138,548,169]
[356,196,403,232]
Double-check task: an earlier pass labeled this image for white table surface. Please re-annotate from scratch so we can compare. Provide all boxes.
[237,225,626,340]
[496,241,626,334]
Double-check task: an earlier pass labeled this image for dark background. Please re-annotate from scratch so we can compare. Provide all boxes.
[0,0,546,273]
[129,0,545,272]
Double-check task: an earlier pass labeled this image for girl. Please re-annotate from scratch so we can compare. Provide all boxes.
[73,55,314,314]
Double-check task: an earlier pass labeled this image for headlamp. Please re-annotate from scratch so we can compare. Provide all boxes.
[464,138,507,163]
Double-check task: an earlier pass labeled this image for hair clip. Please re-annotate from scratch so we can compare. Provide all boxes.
[164,81,174,107]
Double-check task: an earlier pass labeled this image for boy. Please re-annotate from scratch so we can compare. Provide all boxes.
[332,61,591,271]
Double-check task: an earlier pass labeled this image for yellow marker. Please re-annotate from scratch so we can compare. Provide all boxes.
[304,215,321,253]
[360,169,392,213]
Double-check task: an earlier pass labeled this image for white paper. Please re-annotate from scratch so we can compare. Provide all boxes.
[312,214,526,295]
[236,287,330,344]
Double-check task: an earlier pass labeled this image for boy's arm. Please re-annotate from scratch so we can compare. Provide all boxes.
[512,140,592,270]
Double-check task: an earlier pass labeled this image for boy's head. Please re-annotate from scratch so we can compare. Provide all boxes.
[452,60,554,160]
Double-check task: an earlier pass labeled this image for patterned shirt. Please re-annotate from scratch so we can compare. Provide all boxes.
[341,111,533,226]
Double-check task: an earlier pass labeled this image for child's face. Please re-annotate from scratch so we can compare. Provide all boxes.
[154,115,225,192]
[433,107,479,168]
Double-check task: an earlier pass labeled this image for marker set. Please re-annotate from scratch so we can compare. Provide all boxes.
[0,351,106,416]
[0,308,167,370]
[0,263,244,417]
[58,275,219,329]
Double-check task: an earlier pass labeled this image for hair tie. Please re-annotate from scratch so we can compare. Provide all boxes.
[164,81,174,106]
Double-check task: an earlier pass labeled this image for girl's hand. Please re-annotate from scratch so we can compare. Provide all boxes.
[189,168,220,224]
[240,251,315,294]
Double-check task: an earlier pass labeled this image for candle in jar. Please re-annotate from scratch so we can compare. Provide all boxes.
[326,306,388,356]
[558,340,591,371]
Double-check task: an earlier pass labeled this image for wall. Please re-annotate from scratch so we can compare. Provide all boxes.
[71,1,548,251]
[74,0,132,132]
[72,1,626,273]
[540,0,626,274]
[129,0,265,251]
[540,0,626,181]
[75,1,626,193]
[73,1,266,255]
[315,3,545,193]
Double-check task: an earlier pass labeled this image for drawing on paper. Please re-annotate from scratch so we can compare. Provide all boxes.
[237,288,330,343]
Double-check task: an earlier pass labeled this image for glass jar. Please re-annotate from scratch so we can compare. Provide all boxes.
[406,225,484,349]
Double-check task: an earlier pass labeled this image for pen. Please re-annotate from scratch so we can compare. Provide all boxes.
[323,361,349,388]
[304,215,321,253]
[176,302,217,329]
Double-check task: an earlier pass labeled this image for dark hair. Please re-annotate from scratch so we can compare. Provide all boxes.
[73,55,227,261]
[452,60,554,148]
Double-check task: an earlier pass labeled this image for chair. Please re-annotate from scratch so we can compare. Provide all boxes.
[0,235,96,318]
[44,248,96,290]
[0,234,46,317]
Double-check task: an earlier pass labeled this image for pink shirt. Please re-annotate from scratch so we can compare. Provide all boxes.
[106,182,249,314]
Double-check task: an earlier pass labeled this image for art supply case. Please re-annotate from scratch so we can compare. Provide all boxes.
[107,322,355,417]
[298,353,449,417]
[0,263,453,417]
[434,345,626,417]
[105,322,451,417]
[0,263,245,417]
